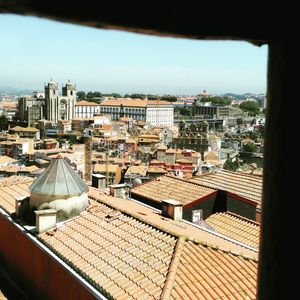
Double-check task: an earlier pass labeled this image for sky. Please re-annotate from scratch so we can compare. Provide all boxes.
[0,14,268,95]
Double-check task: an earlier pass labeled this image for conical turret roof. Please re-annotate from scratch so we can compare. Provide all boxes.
[30,155,88,197]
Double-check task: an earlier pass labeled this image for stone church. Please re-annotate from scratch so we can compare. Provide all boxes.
[18,80,77,126]
[44,80,77,122]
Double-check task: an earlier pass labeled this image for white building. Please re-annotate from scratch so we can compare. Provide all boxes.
[99,98,174,126]
[75,100,101,118]
[0,101,18,121]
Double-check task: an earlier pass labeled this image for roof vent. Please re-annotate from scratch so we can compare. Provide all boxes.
[161,199,183,221]
[92,173,106,189]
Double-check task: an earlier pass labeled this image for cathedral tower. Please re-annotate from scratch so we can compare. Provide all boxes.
[44,79,76,122]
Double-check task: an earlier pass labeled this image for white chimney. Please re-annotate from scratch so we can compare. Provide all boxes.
[109,184,129,199]
[161,199,183,221]
[35,209,57,233]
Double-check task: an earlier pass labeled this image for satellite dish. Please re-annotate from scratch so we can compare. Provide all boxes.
[133,178,142,187]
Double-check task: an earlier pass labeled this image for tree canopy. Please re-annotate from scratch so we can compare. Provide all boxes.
[239,100,260,116]
[77,91,86,99]
[242,142,257,153]
[0,114,8,131]
[200,96,231,106]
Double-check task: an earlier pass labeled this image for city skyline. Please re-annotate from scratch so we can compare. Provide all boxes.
[0,14,268,95]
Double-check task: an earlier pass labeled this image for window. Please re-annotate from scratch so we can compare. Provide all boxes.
[192,209,203,224]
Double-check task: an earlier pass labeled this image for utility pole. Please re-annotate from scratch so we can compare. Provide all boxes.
[84,136,92,181]
[105,151,109,187]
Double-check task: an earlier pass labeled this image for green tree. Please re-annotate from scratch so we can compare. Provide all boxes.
[161,95,177,102]
[223,158,239,171]
[147,94,159,100]
[86,91,94,99]
[200,96,231,106]
[239,100,260,116]
[243,142,256,153]
[77,91,86,99]
[0,114,8,131]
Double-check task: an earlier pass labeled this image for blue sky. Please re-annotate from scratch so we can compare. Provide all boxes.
[0,14,268,95]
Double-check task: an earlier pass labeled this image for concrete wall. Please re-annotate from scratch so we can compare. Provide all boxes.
[0,212,100,300]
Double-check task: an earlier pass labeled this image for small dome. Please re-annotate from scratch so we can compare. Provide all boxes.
[30,155,88,197]
[29,155,89,221]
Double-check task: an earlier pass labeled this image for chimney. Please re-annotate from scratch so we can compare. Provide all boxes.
[92,173,106,189]
[35,209,57,233]
[15,196,30,218]
[161,199,183,221]
[109,184,129,199]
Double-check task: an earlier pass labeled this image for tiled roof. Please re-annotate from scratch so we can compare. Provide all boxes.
[166,149,176,154]
[38,189,258,299]
[10,126,39,132]
[100,98,148,107]
[39,202,177,299]
[93,164,120,173]
[100,98,172,108]
[205,212,260,249]
[171,240,257,300]
[75,100,99,106]
[190,170,263,209]
[0,165,40,174]
[126,165,148,176]
[147,167,168,174]
[131,175,216,206]
[204,151,221,161]
[0,176,34,187]
[88,188,257,258]
[0,156,18,165]
[0,178,32,213]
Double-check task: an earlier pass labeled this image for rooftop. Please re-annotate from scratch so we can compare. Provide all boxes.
[126,165,148,176]
[100,98,172,108]
[93,164,120,173]
[9,126,39,133]
[75,100,99,106]
[0,174,258,299]
[205,212,260,249]
[190,170,263,209]
[131,175,216,206]
[37,188,258,299]
[0,156,18,165]
[0,178,32,214]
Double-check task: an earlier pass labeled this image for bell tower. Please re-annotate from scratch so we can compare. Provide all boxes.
[62,80,76,120]
[44,79,59,122]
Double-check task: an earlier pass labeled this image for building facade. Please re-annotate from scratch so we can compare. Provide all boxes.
[75,100,101,118]
[99,98,174,126]
[18,80,76,126]
[44,80,76,122]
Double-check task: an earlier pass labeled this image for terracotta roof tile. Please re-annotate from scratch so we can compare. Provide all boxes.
[100,98,172,108]
[190,170,262,209]
[205,212,260,249]
[37,188,258,299]
[39,202,176,299]
[88,188,257,258]
[0,177,32,214]
[131,175,216,206]
[171,241,257,300]
[75,100,99,106]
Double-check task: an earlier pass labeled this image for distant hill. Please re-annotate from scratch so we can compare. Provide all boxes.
[223,93,247,100]
[0,86,34,95]
[223,93,265,100]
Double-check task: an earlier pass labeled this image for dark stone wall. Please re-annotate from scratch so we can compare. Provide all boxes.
[183,194,218,222]
[227,196,256,220]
